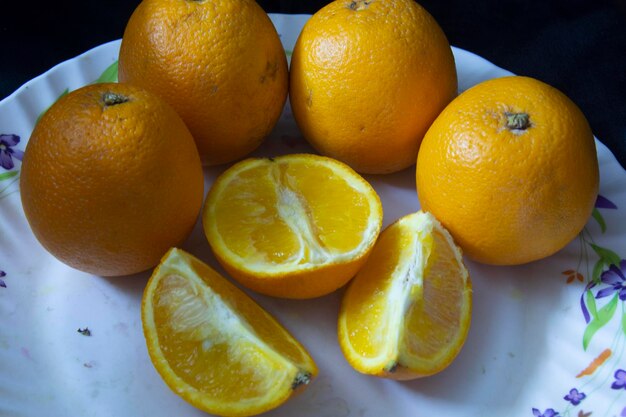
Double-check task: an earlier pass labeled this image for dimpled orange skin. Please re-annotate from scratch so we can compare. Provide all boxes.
[416,76,599,265]
[118,0,288,165]
[289,0,457,174]
[20,83,204,276]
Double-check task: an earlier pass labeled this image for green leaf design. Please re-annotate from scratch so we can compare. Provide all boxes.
[590,243,621,268]
[36,88,69,124]
[591,207,607,233]
[0,171,19,200]
[622,307,626,337]
[583,293,619,350]
[585,289,598,319]
[592,258,606,284]
[598,292,619,321]
[0,171,19,181]
[583,321,601,350]
[95,61,118,84]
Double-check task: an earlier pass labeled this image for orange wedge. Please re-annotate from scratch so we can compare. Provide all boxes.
[141,248,317,417]
[202,154,383,299]
[338,211,472,379]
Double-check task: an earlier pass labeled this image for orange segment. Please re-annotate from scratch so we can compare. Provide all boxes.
[214,164,300,264]
[338,211,472,379]
[401,229,469,364]
[338,221,412,361]
[203,154,383,299]
[142,248,317,417]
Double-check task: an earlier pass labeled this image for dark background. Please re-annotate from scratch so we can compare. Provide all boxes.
[1,0,625,168]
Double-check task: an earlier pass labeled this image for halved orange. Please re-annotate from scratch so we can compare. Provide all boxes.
[141,248,317,417]
[202,154,383,299]
[338,211,472,379]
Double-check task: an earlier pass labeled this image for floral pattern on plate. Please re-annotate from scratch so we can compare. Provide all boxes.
[536,196,626,416]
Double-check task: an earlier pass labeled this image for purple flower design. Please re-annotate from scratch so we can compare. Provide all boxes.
[0,134,24,170]
[595,194,618,209]
[0,270,6,288]
[582,258,626,322]
[532,408,559,417]
[612,369,626,390]
[563,388,586,405]
[596,259,626,301]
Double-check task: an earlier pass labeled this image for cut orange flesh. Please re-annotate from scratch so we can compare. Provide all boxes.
[338,211,472,379]
[142,248,317,416]
[202,154,383,299]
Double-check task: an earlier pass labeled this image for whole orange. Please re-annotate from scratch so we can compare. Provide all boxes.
[20,83,204,276]
[118,0,288,165]
[289,0,457,174]
[416,76,599,265]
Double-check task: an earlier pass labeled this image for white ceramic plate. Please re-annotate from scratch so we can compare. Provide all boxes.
[1,14,625,417]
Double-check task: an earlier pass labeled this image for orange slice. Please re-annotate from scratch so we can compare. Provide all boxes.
[338,211,472,379]
[202,154,383,299]
[142,248,317,417]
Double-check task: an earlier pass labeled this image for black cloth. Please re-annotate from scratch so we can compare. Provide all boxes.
[2,0,624,168]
